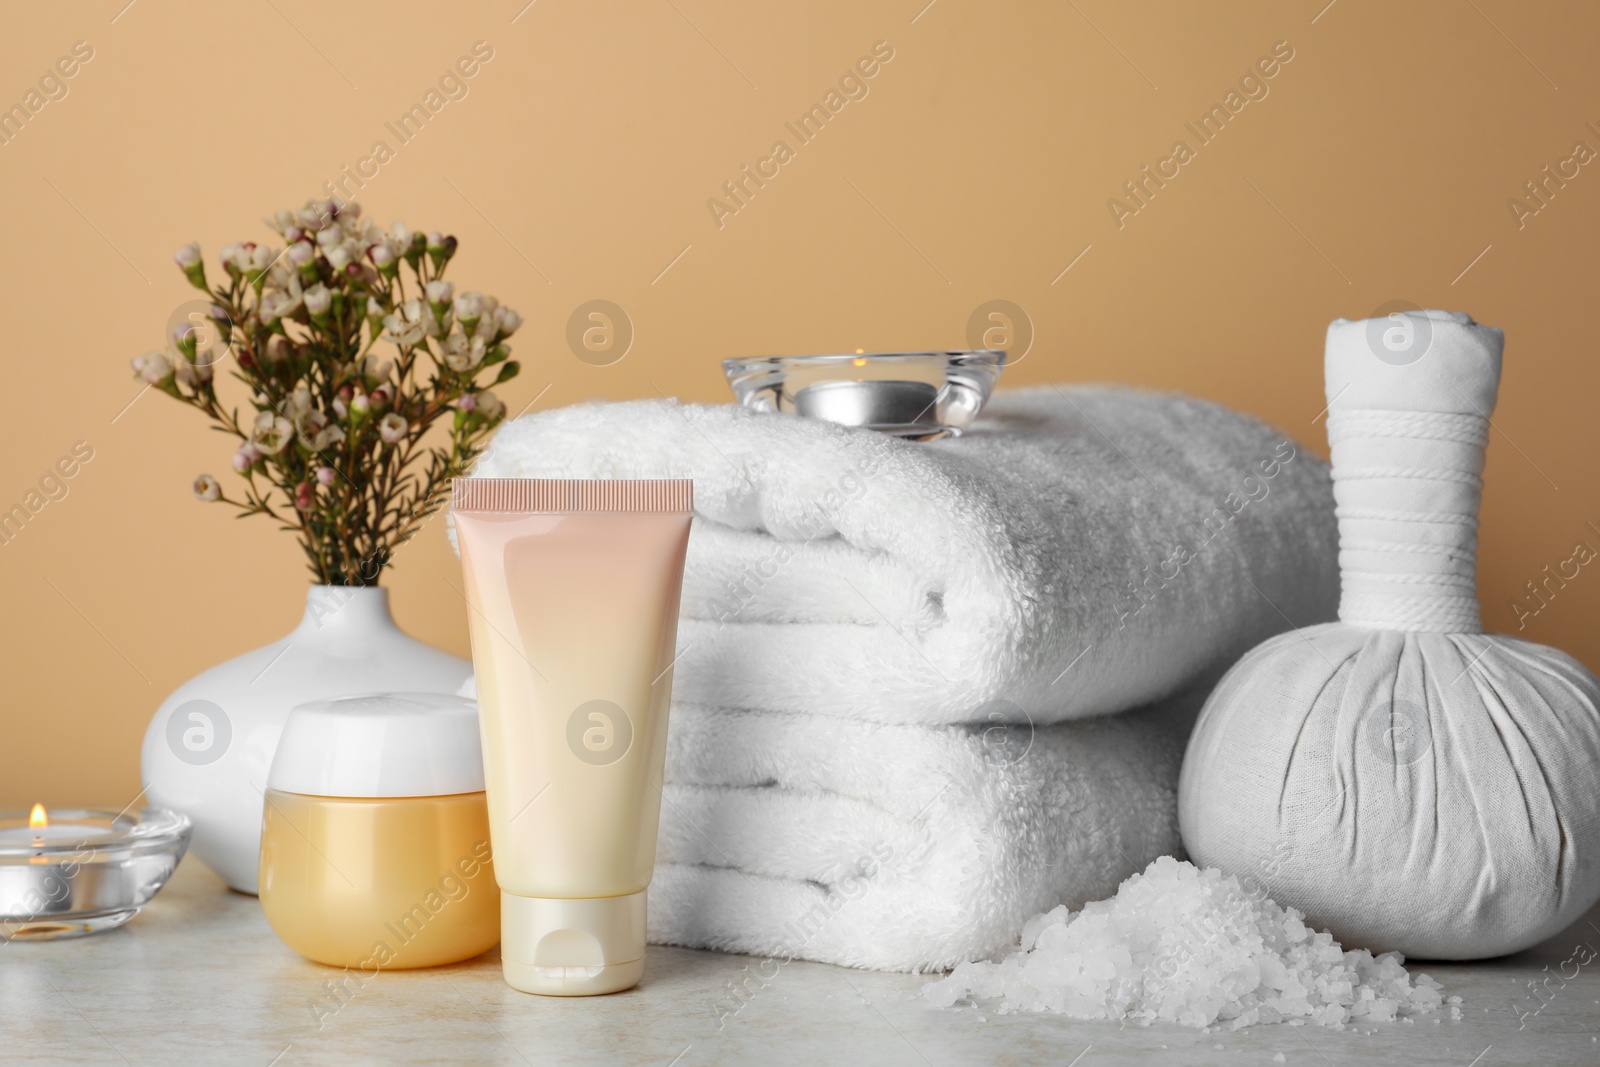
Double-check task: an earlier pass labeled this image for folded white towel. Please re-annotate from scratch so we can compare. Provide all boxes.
[467,386,1339,724]
[650,682,1209,973]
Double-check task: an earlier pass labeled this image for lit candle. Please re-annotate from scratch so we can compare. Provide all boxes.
[0,806,191,940]
[723,350,1004,441]
[0,805,118,848]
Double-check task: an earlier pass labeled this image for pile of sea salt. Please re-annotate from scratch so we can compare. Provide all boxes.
[923,857,1452,1030]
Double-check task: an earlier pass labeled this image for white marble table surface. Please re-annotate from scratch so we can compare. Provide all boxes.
[3,857,1599,1066]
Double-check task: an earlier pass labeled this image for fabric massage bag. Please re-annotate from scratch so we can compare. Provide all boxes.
[1180,310,1600,959]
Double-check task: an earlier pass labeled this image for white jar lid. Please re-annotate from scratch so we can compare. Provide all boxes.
[268,692,484,798]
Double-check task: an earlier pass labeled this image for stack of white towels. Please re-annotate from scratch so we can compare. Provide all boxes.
[462,384,1340,971]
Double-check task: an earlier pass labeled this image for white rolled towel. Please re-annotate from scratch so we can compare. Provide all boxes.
[465,386,1340,725]
[650,681,1209,973]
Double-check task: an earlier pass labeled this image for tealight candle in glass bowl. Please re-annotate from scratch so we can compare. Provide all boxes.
[0,805,191,940]
[723,350,1006,440]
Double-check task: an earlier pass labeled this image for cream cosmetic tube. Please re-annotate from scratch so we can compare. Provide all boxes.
[452,477,693,996]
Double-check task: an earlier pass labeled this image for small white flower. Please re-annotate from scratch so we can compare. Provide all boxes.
[342,201,362,220]
[265,268,302,295]
[263,275,304,322]
[174,242,201,268]
[381,314,410,344]
[377,412,408,444]
[316,466,336,485]
[382,299,429,346]
[476,391,505,421]
[426,280,454,304]
[426,231,445,251]
[131,351,173,384]
[369,243,395,270]
[316,224,343,249]
[366,296,385,318]
[389,221,410,244]
[175,357,214,387]
[259,288,303,325]
[282,385,313,421]
[444,332,486,373]
[223,243,258,274]
[398,297,440,339]
[304,283,332,316]
[472,304,501,338]
[363,353,393,381]
[286,241,315,267]
[294,407,329,444]
[325,245,352,272]
[351,392,370,414]
[252,412,294,455]
[248,245,277,273]
[494,306,523,337]
[311,425,344,450]
[457,393,477,412]
[267,209,297,235]
[298,200,330,230]
[441,330,468,361]
[232,444,260,471]
[193,474,221,502]
[454,291,485,324]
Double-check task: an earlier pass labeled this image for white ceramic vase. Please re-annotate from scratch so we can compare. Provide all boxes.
[140,585,472,893]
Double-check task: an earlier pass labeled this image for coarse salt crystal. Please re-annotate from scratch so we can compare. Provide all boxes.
[921,857,1452,1030]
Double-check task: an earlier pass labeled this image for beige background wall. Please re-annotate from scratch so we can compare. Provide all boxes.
[3,0,1597,808]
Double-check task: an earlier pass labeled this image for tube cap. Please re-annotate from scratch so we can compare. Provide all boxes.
[500,891,646,996]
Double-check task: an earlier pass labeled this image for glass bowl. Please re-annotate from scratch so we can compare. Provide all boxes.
[722,350,1006,440]
[0,807,192,940]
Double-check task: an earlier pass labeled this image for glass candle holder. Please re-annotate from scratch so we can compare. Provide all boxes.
[0,806,191,940]
[723,350,1006,440]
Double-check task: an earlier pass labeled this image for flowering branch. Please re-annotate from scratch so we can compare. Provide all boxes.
[137,198,520,586]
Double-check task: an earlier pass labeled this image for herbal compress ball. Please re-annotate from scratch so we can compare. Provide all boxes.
[1180,311,1600,960]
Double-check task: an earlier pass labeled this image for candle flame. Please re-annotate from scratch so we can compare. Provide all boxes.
[29,804,47,832]
[852,356,867,366]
